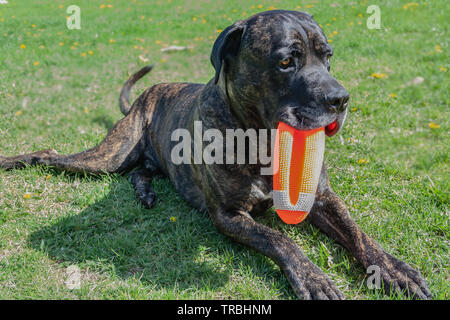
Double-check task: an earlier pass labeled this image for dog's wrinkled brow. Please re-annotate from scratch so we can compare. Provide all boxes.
[285,19,330,54]
[311,32,332,55]
[283,24,308,51]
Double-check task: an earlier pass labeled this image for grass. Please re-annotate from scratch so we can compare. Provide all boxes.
[0,0,448,300]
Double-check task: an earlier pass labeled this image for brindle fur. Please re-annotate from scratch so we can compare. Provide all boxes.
[0,10,431,299]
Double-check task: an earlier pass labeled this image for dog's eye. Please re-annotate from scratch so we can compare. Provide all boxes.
[279,57,293,69]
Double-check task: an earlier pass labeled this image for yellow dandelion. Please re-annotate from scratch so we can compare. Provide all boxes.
[33,61,39,66]
[440,66,447,72]
[232,9,237,13]
[109,39,116,43]
[84,107,89,113]
[100,4,106,9]
[46,174,51,180]
[435,45,443,53]
[389,93,397,98]
[161,58,167,63]
[192,16,197,21]
[351,107,358,112]
[170,216,177,222]
[358,13,363,18]
[20,44,26,49]
[333,30,338,35]
[59,42,64,46]
[23,192,33,199]
[88,50,94,55]
[296,5,301,9]
[357,158,369,165]
[81,52,86,57]
[155,40,162,45]
[428,122,440,129]
[107,4,113,8]
[216,29,223,33]
[15,110,23,116]
[267,6,276,10]
[371,73,387,79]
[327,39,333,43]
[402,3,419,10]
[31,24,36,28]
[305,4,315,8]
[257,4,263,9]
[349,21,354,26]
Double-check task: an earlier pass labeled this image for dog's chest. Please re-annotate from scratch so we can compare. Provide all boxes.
[247,177,274,215]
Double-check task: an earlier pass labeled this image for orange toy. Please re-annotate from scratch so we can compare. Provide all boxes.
[273,122,325,224]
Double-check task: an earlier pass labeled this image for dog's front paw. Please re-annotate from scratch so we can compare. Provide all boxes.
[287,263,345,300]
[367,252,432,299]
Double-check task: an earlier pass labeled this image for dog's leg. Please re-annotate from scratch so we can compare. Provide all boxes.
[307,165,432,299]
[0,105,150,174]
[211,207,345,300]
[129,167,157,208]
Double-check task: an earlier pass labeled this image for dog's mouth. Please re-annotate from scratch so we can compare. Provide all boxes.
[325,120,339,137]
[274,104,347,137]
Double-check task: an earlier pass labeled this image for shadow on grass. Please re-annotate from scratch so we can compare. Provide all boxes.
[27,174,293,298]
[93,114,116,131]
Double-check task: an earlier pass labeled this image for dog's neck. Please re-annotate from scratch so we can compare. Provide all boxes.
[204,68,267,131]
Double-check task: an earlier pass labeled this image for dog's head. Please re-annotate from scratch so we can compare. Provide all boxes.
[211,10,349,136]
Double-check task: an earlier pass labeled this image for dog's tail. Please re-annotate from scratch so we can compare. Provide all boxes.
[119,65,153,116]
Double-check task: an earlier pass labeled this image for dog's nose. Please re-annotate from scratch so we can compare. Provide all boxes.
[326,91,349,113]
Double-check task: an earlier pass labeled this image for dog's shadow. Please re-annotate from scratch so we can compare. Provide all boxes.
[28,174,294,298]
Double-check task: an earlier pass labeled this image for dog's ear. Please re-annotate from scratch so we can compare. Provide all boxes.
[210,21,246,84]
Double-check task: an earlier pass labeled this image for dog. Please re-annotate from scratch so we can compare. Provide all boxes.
[0,10,431,299]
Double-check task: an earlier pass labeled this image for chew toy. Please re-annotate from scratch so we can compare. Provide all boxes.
[273,122,325,224]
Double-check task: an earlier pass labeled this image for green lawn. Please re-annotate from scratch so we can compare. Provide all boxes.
[0,0,448,299]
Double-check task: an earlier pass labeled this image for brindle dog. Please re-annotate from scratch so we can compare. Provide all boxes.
[0,11,431,299]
